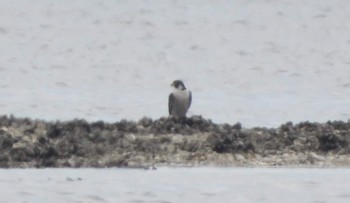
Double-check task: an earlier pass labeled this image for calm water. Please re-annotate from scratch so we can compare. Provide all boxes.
[1,0,350,127]
[0,168,349,203]
[1,1,350,202]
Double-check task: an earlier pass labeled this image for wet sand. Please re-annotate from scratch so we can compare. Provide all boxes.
[0,115,349,168]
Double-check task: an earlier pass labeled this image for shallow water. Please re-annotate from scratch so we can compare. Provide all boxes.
[0,168,349,203]
[1,0,350,127]
[1,1,350,201]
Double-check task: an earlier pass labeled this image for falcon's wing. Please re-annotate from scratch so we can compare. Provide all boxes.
[168,93,175,115]
[188,91,192,109]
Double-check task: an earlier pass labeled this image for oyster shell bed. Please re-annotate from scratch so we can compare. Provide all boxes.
[0,115,349,168]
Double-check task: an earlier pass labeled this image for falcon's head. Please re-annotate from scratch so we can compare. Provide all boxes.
[171,80,186,90]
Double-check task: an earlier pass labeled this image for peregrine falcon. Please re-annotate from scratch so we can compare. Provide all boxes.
[168,80,192,118]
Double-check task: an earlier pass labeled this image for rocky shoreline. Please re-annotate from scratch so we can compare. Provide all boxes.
[0,115,349,168]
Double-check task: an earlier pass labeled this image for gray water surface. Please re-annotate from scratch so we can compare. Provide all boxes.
[0,168,349,203]
[1,0,350,127]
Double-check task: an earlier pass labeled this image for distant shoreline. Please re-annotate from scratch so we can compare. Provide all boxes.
[0,115,349,168]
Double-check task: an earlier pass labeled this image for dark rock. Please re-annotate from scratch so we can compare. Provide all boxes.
[105,155,129,167]
[207,130,253,153]
[327,120,350,130]
[46,124,61,138]
[115,119,138,133]
[318,133,346,151]
[1,114,350,168]
[296,121,319,132]
[0,133,13,149]
[232,122,242,130]
[91,121,105,130]
[138,117,153,127]
[39,157,57,167]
